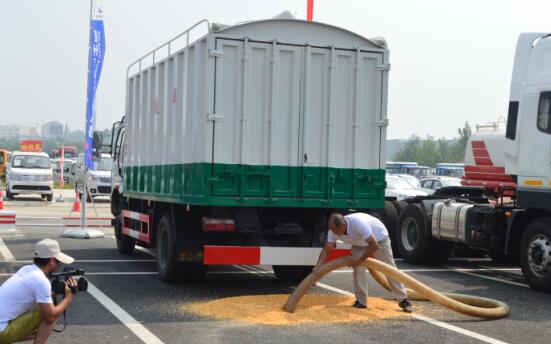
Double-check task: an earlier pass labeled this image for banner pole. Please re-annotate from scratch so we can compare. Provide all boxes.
[63,0,104,239]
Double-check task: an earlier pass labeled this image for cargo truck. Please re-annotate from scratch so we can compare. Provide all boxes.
[395,33,551,292]
[94,17,396,282]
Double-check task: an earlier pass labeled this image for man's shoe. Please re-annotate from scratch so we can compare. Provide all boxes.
[399,299,413,313]
[351,300,367,309]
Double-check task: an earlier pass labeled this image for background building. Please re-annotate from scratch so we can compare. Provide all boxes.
[41,121,64,138]
[0,125,37,138]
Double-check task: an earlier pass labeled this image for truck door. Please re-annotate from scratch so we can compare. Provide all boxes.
[300,47,385,202]
[211,39,302,199]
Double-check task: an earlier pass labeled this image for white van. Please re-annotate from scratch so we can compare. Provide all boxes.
[6,151,54,201]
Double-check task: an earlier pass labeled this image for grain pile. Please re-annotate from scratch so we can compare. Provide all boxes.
[184,294,407,325]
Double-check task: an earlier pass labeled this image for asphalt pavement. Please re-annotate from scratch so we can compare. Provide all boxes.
[0,198,549,344]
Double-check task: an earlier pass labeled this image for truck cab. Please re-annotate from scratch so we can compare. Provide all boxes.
[505,33,551,209]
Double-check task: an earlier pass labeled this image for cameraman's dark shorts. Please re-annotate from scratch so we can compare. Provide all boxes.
[0,307,42,344]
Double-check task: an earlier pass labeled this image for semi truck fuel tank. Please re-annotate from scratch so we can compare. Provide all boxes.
[431,200,484,244]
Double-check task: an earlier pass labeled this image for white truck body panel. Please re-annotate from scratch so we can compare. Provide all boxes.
[505,33,551,189]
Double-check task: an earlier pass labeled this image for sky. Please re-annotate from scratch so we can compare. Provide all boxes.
[1,0,550,139]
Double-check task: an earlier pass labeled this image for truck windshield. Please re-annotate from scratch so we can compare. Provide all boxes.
[64,151,76,159]
[12,155,51,169]
[97,158,113,171]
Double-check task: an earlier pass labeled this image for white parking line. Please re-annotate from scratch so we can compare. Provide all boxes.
[136,246,157,258]
[0,259,157,264]
[451,270,529,288]
[0,238,15,262]
[86,282,164,344]
[411,313,508,344]
[243,265,508,344]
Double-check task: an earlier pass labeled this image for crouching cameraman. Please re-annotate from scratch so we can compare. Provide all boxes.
[0,239,77,344]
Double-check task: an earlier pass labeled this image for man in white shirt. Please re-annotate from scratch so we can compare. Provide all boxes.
[0,239,78,344]
[314,212,413,312]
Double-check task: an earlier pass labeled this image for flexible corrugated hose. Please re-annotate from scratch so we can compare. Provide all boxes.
[283,256,510,319]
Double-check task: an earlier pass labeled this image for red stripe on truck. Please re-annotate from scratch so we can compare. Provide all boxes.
[204,246,261,265]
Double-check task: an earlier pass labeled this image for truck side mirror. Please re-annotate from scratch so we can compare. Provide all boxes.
[92,131,103,150]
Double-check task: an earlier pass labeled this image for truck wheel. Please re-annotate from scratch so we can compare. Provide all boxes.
[156,213,206,283]
[273,266,312,283]
[397,203,450,264]
[46,194,53,202]
[156,214,179,283]
[391,200,408,216]
[369,201,400,256]
[114,220,135,255]
[111,191,122,216]
[520,218,551,292]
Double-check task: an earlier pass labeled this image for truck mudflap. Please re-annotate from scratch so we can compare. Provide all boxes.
[203,245,351,265]
[121,209,152,244]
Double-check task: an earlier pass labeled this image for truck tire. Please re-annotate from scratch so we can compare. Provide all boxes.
[369,201,399,256]
[391,200,408,216]
[156,213,206,283]
[273,266,313,283]
[46,194,53,202]
[114,220,135,255]
[397,203,451,264]
[520,218,551,292]
[111,190,122,216]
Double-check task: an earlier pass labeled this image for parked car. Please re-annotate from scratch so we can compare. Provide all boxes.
[385,174,428,200]
[6,151,54,201]
[75,154,113,201]
[419,176,462,192]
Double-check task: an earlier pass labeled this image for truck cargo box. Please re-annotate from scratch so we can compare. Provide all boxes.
[123,18,389,209]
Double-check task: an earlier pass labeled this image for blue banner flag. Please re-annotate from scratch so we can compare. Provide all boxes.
[85,0,106,169]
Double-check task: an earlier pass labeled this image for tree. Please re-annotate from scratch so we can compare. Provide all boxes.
[392,122,472,166]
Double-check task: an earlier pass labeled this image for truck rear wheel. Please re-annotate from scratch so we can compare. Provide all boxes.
[397,203,451,264]
[369,201,400,256]
[273,266,312,283]
[520,218,551,292]
[114,220,135,255]
[156,213,205,283]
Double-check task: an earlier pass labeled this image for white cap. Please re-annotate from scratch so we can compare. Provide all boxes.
[34,239,74,265]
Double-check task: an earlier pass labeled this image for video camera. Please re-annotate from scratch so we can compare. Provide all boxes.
[50,268,88,295]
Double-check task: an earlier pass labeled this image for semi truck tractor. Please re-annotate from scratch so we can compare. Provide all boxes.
[396,32,551,292]
[95,16,395,282]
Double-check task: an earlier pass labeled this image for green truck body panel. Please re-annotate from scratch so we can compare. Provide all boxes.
[124,163,385,209]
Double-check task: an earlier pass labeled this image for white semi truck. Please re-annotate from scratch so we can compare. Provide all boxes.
[95,17,396,282]
[395,33,551,292]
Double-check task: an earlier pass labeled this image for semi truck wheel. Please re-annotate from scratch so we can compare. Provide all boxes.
[273,266,313,283]
[520,218,551,292]
[156,213,205,283]
[114,220,135,255]
[391,200,408,216]
[397,203,450,264]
